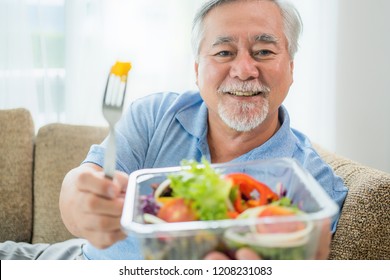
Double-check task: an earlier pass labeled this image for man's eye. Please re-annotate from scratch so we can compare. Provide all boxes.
[254,50,273,57]
[215,51,233,57]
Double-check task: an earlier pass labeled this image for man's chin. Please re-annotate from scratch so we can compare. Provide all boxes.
[217,99,269,132]
[218,112,268,132]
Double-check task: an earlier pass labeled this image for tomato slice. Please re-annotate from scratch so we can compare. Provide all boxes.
[226,173,279,213]
[157,198,198,222]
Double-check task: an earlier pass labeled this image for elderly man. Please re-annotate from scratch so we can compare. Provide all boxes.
[0,0,347,260]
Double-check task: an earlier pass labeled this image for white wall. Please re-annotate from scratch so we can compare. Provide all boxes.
[285,0,390,173]
[285,0,339,153]
[334,0,390,172]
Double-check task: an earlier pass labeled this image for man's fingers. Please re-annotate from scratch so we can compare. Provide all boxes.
[204,248,261,260]
[114,171,129,194]
[81,212,123,232]
[235,247,261,260]
[316,218,331,260]
[76,167,120,199]
[203,251,230,260]
[80,192,124,216]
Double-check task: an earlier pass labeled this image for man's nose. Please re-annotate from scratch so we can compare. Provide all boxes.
[229,53,259,80]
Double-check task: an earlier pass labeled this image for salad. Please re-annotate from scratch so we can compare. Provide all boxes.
[137,159,313,259]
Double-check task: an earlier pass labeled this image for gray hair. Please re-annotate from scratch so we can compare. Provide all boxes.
[191,0,303,61]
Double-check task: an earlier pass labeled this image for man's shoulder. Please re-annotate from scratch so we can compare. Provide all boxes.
[291,131,347,192]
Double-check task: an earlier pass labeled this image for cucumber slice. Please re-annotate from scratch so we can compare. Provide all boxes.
[143,213,167,224]
[224,221,312,248]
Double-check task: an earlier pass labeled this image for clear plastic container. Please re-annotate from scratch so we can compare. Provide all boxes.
[121,158,339,260]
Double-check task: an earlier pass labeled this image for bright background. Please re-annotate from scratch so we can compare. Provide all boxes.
[1,0,389,173]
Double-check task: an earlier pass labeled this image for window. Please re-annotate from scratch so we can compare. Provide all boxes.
[1,0,205,128]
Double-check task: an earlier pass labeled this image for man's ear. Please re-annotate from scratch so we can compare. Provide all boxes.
[194,62,199,86]
[290,60,294,75]
[290,60,294,84]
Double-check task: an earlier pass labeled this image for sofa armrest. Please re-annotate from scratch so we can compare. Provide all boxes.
[315,145,390,259]
[0,108,34,242]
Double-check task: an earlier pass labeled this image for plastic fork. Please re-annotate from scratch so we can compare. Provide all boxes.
[102,61,132,179]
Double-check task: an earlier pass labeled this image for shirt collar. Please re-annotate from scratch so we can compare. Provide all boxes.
[175,96,208,140]
[238,105,297,161]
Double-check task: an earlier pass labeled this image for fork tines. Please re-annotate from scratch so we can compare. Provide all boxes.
[104,73,126,107]
[102,61,132,179]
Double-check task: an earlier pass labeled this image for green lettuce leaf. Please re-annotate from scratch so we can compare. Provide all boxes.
[168,158,232,220]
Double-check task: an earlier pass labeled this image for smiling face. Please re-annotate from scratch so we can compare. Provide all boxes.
[195,0,294,133]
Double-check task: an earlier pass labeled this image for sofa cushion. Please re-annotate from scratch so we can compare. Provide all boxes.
[33,123,108,243]
[316,146,390,259]
[0,108,34,242]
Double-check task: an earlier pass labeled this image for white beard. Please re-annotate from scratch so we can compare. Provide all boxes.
[218,96,269,132]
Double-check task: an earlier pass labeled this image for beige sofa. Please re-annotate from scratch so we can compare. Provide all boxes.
[0,108,389,259]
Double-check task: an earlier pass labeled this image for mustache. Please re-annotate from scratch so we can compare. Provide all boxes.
[217,81,271,94]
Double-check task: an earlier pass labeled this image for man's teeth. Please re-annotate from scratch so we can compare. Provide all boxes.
[229,91,261,96]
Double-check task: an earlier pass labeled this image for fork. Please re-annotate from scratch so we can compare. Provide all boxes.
[102,61,132,179]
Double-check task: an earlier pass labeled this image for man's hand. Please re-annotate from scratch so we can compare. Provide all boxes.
[59,163,128,249]
[204,248,261,260]
[316,218,332,260]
